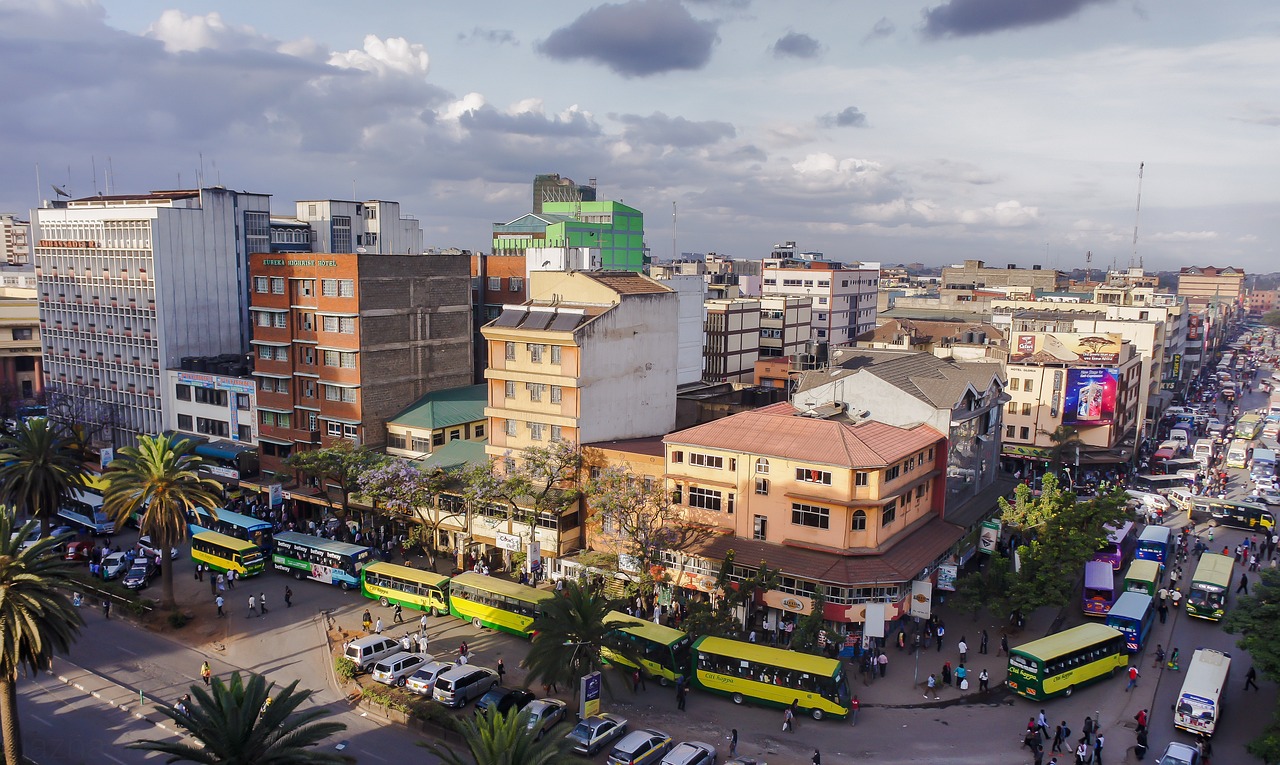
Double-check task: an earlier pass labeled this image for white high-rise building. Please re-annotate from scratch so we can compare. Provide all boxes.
[1,214,31,266]
[32,187,270,441]
[761,251,880,346]
[294,200,423,255]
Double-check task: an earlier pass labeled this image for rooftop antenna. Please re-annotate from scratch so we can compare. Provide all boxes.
[1131,161,1144,270]
[672,201,678,261]
[199,152,205,188]
[107,156,115,194]
[91,156,98,195]
[1085,250,1092,283]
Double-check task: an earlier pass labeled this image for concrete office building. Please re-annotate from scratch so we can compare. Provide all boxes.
[941,259,1066,296]
[703,298,760,383]
[758,296,812,359]
[1,214,30,266]
[1177,266,1246,307]
[294,200,424,256]
[762,252,879,345]
[0,283,43,403]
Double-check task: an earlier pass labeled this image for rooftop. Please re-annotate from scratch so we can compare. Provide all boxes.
[413,438,487,473]
[69,189,201,205]
[857,318,1003,346]
[388,384,487,431]
[580,271,672,295]
[584,435,667,458]
[796,348,1004,409]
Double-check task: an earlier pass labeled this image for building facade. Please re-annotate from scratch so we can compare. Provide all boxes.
[758,296,812,359]
[386,384,487,460]
[294,200,424,256]
[941,259,1066,296]
[761,257,879,345]
[1177,266,1245,307]
[163,359,257,445]
[703,298,760,383]
[1,214,30,266]
[0,285,42,403]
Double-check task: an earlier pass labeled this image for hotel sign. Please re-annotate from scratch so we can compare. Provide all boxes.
[259,258,339,267]
[38,239,97,248]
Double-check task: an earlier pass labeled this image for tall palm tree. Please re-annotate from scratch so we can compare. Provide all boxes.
[425,707,571,765]
[103,434,222,609]
[522,580,644,700]
[0,417,88,536]
[130,671,351,765]
[0,515,84,765]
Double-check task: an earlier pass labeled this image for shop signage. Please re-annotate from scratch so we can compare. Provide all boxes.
[38,239,97,248]
[1001,444,1053,459]
[176,372,256,395]
[909,580,932,619]
[259,258,339,267]
[937,563,958,592]
[495,532,521,551]
[979,520,1001,554]
[579,671,601,719]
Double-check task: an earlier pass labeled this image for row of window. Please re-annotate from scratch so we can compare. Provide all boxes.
[387,423,484,452]
[253,276,355,298]
[255,344,357,368]
[504,342,562,365]
[252,311,357,334]
[174,413,251,442]
[503,381,564,404]
[499,419,564,442]
[486,276,524,292]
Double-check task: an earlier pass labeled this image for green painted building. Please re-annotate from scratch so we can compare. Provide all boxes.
[491,200,645,271]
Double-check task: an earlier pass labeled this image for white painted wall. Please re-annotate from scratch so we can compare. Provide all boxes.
[658,275,705,386]
[577,292,678,441]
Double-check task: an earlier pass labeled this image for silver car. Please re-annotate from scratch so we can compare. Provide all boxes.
[523,698,567,740]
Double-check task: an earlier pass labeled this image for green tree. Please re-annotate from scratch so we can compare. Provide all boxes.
[1045,425,1084,474]
[716,550,782,636]
[0,417,89,537]
[1225,567,1280,764]
[0,516,84,765]
[955,551,1014,618]
[285,441,385,538]
[789,585,828,654]
[358,459,458,571]
[103,434,223,610]
[424,707,573,765]
[130,671,351,765]
[521,580,643,699]
[1262,310,1280,328]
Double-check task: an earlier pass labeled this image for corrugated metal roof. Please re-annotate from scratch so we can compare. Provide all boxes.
[388,384,487,431]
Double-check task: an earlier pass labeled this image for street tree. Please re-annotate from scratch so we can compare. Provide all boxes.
[1045,425,1084,474]
[521,580,643,700]
[1225,567,1280,764]
[955,551,1015,619]
[131,671,351,765]
[789,585,828,655]
[285,441,385,537]
[358,459,458,571]
[0,516,83,765]
[424,707,571,765]
[0,417,89,537]
[103,434,223,609]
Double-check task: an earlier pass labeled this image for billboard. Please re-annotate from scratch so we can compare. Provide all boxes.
[1187,314,1202,342]
[1062,368,1121,425]
[1010,332,1123,364]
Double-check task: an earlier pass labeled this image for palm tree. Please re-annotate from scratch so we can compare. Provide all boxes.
[130,671,351,765]
[424,707,570,765]
[522,580,644,700]
[0,417,88,536]
[103,434,223,609]
[0,515,84,765]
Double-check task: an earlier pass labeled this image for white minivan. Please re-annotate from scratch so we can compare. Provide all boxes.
[344,635,401,673]
[1192,439,1214,467]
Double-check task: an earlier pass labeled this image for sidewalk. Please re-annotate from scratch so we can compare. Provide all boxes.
[51,661,193,743]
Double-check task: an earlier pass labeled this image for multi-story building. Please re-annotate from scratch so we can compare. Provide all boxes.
[1,214,30,266]
[0,284,42,402]
[1247,290,1278,316]
[758,296,812,359]
[385,384,487,460]
[703,298,760,383]
[163,356,257,445]
[661,402,953,630]
[248,251,472,478]
[32,187,270,440]
[532,173,596,215]
[761,254,879,345]
[1177,266,1246,307]
[941,259,1066,297]
[854,318,1005,362]
[294,200,424,256]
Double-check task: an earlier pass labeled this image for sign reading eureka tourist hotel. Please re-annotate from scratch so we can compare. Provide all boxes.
[259,258,339,267]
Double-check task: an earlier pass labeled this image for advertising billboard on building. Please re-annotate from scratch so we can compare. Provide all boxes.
[1010,332,1123,364]
[1062,368,1121,425]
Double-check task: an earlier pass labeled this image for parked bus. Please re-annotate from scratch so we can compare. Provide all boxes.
[446,571,555,638]
[1186,553,1235,621]
[360,561,450,616]
[1082,560,1116,617]
[1174,649,1232,737]
[1123,559,1162,597]
[692,635,850,720]
[1189,497,1276,532]
[1135,525,1172,564]
[1005,623,1128,700]
[188,506,274,552]
[1104,592,1155,653]
[1092,521,1137,571]
[1226,440,1250,469]
[1236,414,1264,441]
[1131,474,1193,495]
[271,531,374,590]
[602,611,693,685]
[190,530,265,577]
[56,490,113,535]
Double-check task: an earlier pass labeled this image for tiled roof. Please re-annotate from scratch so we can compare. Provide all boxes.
[664,402,943,468]
[581,272,672,295]
[857,318,1003,345]
[388,384,487,430]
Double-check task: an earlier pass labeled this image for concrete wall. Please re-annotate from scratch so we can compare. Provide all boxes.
[658,275,705,386]
[578,292,677,442]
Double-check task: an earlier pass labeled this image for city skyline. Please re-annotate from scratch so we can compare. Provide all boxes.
[2,0,1277,270]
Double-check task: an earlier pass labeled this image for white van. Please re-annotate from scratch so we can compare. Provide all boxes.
[433,666,499,708]
[1192,439,1214,467]
[344,635,401,672]
[1168,488,1195,512]
[1168,428,1191,450]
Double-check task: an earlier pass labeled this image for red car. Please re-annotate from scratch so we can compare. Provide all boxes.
[64,540,95,562]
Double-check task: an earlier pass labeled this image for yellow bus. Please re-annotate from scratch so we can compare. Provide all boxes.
[1186,553,1234,621]
[1006,623,1127,700]
[601,611,692,685]
[446,571,555,638]
[361,561,451,616]
[692,635,850,720]
[191,531,265,577]
[1123,559,1162,597]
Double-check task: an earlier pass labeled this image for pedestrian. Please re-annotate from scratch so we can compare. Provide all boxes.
[729,729,738,757]
[676,681,687,711]
[958,637,968,663]
[497,656,506,683]
[999,633,1010,657]
[1152,644,1164,669]
[956,663,968,690]
[417,633,429,655]
[1082,716,1095,745]
[1039,709,1050,739]
[936,623,945,652]
[1135,728,1148,761]
[459,641,469,659]
[247,594,257,617]
[1034,741,1045,765]
[1076,740,1089,765]
[1168,647,1181,671]
[374,617,383,634]
[228,569,236,589]
[978,667,989,692]
[1237,572,1249,594]
[877,651,888,678]
[1094,732,1105,765]
[393,603,403,623]
[259,592,267,615]
[102,599,111,619]
[284,586,293,608]
[850,695,859,726]
[941,661,952,686]
[789,699,799,730]
[420,613,429,633]
[1125,665,1140,692]
[1052,723,1066,753]
[194,563,202,581]
[1170,588,1182,610]
[200,661,212,686]
[812,749,821,765]
[215,594,225,617]
[1246,665,1260,691]
[925,673,938,699]
[1134,709,1148,733]
[210,573,217,595]
[979,629,989,655]
[782,704,794,733]
[362,609,372,632]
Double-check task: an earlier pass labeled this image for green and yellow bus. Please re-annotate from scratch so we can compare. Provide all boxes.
[1005,623,1127,700]
[361,561,451,616]
[1123,559,1162,597]
[692,635,850,720]
[601,611,692,685]
[446,571,555,638]
[1186,553,1234,621]
[191,531,265,577]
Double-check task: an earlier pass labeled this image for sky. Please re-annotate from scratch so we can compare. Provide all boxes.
[2,0,1278,272]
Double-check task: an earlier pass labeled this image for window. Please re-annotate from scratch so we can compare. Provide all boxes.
[331,216,352,252]
[324,350,340,367]
[260,411,276,427]
[1020,427,1030,439]
[254,276,269,293]
[689,453,724,469]
[528,422,544,440]
[791,502,830,529]
[488,277,501,291]
[509,277,524,291]
[687,487,722,512]
[322,316,353,333]
[550,425,561,441]
[528,344,544,363]
[1006,425,1016,438]
[882,499,897,526]
[273,313,287,329]
[885,465,901,482]
[177,414,193,430]
[851,510,867,530]
[338,279,354,297]
[755,457,769,474]
[324,385,357,403]
[727,493,735,514]
[818,297,828,305]
[327,421,343,437]
[505,342,516,360]
[855,471,868,487]
[505,381,516,398]
[755,478,769,495]
[504,419,517,436]
[12,328,31,341]
[175,384,192,401]
[236,393,251,410]
[671,451,683,463]
[1023,379,1034,392]
[551,345,562,364]
[277,413,291,428]
[753,515,767,541]
[475,423,485,438]
[433,431,446,446]
[255,312,271,328]
[270,277,285,294]
[795,467,832,485]
[388,433,406,450]
[1021,403,1032,416]
[526,382,545,402]
[550,385,562,404]
[916,484,927,501]
[322,279,338,297]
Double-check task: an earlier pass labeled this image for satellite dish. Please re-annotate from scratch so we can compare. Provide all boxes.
[51,184,69,198]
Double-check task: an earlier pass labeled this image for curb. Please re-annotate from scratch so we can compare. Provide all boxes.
[53,663,195,743]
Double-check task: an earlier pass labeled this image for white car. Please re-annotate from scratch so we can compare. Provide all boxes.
[1251,488,1280,506]
[1255,476,1277,493]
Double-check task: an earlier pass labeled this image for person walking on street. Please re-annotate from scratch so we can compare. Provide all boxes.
[1125,666,1140,692]
[979,629,989,654]
[1152,644,1165,669]
[958,637,968,663]
[259,592,267,615]
[284,586,293,607]
[228,569,236,589]
[1052,722,1068,753]
[362,609,372,632]
[374,617,383,634]
[1075,739,1090,765]
[215,595,225,618]
[194,563,202,581]
[1237,572,1249,594]
[1038,709,1050,739]
[812,749,821,765]
[393,603,403,623]
[728,729,738,757]
[1082,716,1094,745]
[210,574,217,596]
[102,599,111,619]
[1134,709,1148,733]
[877,651,888,677]
[925,673,939,699]
[200,661,212,686]
[420,613,429,633]
[978,668,989,692]
[1093,732,1105,765]
[782,704,794,733]
[1136,729,1149,761]
[850,695,859,726]
[496,656,506,683]
[999,633,1010,657]
[936,623,946,652]
[1246,666,1260,690]
[247,594,257,617]
[676,680,687,711]
[1168,647,1181,671]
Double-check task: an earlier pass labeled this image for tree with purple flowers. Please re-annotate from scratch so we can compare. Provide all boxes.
[359,459,456,571]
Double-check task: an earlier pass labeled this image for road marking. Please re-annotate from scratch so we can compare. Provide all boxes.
[29,714,53,727]
[117,646,140,656]
[363,751,388,762]
[103,754,129,765]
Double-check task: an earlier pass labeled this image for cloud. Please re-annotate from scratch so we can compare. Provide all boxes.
[1148,230,1220,242]
[865,17,897,41]
[328,35,430,78]
[457,100,601,138]
[538,0,719,77]
[771,32,821,59]
[921,0,1113,38]
[457,27,518,46]
[145,10,273,53]
[615,112,735,147]
[821,106,868,128]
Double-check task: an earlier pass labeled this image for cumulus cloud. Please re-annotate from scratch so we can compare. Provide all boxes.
[821,106,868,128]
[458,27,518,46]
[1149,230,1220,242]
[921,0,1113,38]
[328,35,430,78]
[865,17,897,41]
[772,32,821,59]
[615,112,735,147]
[857,198,1040,228]
[145,10,273,53]
[538,0,719,77]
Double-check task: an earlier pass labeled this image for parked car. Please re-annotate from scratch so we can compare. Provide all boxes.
[404,661,453,697]
[64,540,95,562]
[523,698,567,740]
[661,741,717,765]
[122,558,158,590]
[100,551,130,580]
[474,687,535,717]
[432,666,499,708]
[1156,742,1200,765]
[565,714,629,757]
[137,535,179,560]
[1251,487,1280,506]
[371,652,432,686]
[607,729,673,765]
[344,636,401,673]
